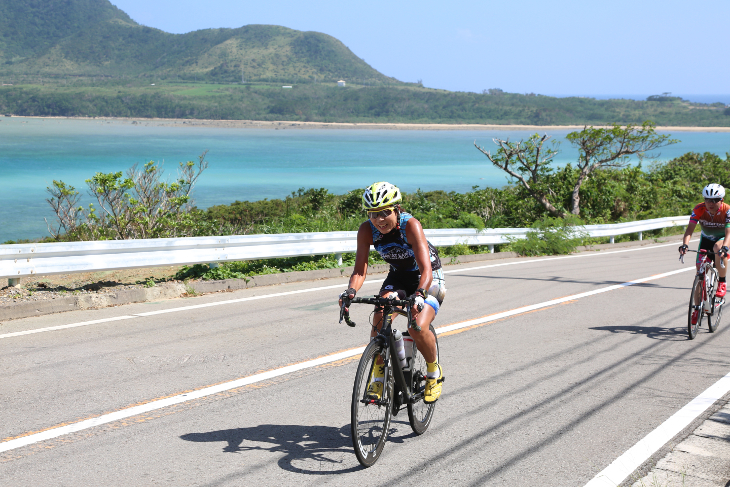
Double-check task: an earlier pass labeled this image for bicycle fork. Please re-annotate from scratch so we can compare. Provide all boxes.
[696,270,722,315]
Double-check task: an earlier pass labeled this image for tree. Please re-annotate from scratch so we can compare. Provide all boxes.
[474,133,565,217]
[45,180,82,238]
[475,121,677,217]
[565,122,677,215]
[46,151,209,240]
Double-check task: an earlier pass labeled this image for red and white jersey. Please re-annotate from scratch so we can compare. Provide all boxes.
[690,202,730,241]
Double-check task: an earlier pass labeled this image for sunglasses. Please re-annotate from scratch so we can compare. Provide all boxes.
[705,198,722,204]
[368,208,394,219]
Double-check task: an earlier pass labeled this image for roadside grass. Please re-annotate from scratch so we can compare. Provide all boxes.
[172,244,504,281]
[628,469,687,487]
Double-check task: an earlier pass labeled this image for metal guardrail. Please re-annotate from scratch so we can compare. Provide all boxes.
[0,216,687,282]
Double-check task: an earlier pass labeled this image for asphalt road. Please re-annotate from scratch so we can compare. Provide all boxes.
[2,239,729,486]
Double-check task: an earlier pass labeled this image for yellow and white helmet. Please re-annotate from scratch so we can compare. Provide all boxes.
[362,181,402,211]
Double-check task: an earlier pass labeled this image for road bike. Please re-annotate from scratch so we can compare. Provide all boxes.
[680,249,725,339]
[340,294,440,467]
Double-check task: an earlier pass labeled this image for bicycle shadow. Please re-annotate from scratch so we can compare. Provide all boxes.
[180,421,416,475]
[589,325,690,340]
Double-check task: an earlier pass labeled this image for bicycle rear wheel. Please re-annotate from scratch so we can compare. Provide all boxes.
[688,273,704,339]
[709,301,723,333]
[706,270,721,333]
[351,340,393,467]
[407,324,438,435]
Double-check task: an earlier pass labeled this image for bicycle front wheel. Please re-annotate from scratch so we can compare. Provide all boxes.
[351,340,393,468]
[688,273,704,339]
[407,324,439,435]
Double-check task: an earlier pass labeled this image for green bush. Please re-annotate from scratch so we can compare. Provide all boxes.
[506,216,588,256]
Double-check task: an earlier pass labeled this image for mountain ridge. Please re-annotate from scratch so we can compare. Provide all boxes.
[0,0,396,84]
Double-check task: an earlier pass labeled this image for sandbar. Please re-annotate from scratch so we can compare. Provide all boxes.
[7,116,730,132]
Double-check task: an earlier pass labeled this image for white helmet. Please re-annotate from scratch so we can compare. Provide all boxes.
[703,183,725,199]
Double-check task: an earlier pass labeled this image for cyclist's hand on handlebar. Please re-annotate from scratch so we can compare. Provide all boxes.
[721,246,729,259]
[678,244,689,255]
[410,288,427,313]
[339,287,357,307]
[339,288,357,326]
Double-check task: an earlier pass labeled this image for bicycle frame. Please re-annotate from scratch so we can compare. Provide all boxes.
[698,261,718,315]
[341,295,424,406]
[682,249,723,317]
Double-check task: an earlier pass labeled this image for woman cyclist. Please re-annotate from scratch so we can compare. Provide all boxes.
[339,182,445,403]
[679,183,730,325]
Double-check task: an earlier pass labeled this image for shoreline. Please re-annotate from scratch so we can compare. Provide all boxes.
[5,115,730,132]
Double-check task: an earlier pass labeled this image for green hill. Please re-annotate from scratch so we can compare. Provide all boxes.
[1,0,728,126]
[0,0,395,84]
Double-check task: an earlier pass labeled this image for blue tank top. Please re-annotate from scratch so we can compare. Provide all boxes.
[369,212,442,273]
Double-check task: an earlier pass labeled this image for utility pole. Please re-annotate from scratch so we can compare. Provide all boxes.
[242,67,245,84]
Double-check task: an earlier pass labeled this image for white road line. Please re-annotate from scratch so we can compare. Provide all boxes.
[442,239,688,275]
[0,239,688,340]
[132,281,384,317]
[585,372,730,487]
[0,265,693,454]
[0,315,136,339]
[0,281,380,339]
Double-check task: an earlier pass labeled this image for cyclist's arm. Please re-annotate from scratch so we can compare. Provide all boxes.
[346,221,374,295]
[682,220,698,248]
[405,217,433,292]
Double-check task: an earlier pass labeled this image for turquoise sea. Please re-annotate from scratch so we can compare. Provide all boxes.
[1,116,728,243]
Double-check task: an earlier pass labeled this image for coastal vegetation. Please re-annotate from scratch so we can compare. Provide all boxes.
[198,150,727,233]
[1,81,729,126]
[46,152,209,241]
[475,122,678,217]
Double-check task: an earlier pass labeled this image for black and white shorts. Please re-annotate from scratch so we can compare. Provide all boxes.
[379,268,446,313]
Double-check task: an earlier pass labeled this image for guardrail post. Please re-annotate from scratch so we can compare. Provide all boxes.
[8,278,20,288]
[488,245,494,254]
[638,231,643,241]
[335,253,343,266]
[610,236,615,244]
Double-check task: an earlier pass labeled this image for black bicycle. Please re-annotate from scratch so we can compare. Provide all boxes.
[680,249,725,339]
[340,294,441,467]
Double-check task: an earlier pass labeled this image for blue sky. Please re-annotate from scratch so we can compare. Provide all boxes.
[110,0,729,97]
